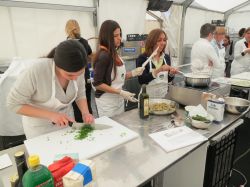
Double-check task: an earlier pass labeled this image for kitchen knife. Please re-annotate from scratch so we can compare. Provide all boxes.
[70,122,112,130]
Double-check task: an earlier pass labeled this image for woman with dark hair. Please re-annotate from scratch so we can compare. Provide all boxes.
[65,19,93,121]
[136,28,178,98]
[231,27,250,75]
[93,20,144,117]
[223,35,234,77]
[7,40,94,139]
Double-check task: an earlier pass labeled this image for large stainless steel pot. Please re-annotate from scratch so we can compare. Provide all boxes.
[224,97,250,114]
[183,73,211,87]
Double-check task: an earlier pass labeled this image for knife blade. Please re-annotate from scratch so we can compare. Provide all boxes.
[70,122,112,130]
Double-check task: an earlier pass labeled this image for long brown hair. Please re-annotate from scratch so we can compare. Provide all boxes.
[94,20,122,81]
[144,29,167,56]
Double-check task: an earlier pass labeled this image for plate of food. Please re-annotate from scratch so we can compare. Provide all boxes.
[149,99,176,115]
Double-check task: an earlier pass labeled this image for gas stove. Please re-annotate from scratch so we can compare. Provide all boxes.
[167,81,231,106]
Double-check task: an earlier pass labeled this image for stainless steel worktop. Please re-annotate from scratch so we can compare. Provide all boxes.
[0,108,244,187]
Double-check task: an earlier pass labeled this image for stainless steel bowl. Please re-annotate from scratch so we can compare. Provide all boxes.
[184,73,211,87]
[224,97,250,114]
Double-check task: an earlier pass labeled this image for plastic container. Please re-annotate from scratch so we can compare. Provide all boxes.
[22,155,54,187]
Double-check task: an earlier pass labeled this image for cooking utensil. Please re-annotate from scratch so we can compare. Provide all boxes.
[176,63,191,68]
[224,97,250,114]
[182,73,211,87]
[142,46,159,68]
[69,122,112,130]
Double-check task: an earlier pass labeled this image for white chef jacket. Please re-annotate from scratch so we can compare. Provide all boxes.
[191,38,225,78]
[231,38,250,75]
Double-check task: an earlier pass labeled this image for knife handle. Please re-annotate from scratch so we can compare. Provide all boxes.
[52,121,73,127]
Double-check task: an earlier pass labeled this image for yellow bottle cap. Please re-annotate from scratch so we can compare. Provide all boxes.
[28,155,40,168]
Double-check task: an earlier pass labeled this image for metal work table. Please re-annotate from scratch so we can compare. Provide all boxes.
[0,108,244,187]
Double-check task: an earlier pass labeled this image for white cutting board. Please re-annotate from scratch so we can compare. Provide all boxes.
[24,116,138,166]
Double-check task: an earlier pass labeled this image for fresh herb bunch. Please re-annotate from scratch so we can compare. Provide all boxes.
[74,124,94,140]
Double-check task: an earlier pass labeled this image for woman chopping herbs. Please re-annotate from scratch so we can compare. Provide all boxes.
[7,40,94,139]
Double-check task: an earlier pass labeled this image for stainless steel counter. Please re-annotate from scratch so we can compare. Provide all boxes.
[0,108,244,187]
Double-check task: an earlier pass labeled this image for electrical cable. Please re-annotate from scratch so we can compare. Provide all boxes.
[231,168,247,186]
[233,147,250,165]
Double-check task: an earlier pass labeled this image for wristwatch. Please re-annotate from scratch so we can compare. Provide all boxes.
[241,51,245,56]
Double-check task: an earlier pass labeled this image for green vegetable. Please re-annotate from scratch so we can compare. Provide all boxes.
[74,124,94,140]
[192,115,210,123]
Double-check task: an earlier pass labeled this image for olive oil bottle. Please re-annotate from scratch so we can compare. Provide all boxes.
[139,85,149,119]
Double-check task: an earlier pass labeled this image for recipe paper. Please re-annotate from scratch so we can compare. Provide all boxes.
[0,153,12,169]
[149,126,207,152]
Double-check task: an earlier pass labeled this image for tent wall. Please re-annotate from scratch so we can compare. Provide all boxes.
[226,4,250,33]
[98,0,147,40]
[184,7,224,45]
[0,6,96,61]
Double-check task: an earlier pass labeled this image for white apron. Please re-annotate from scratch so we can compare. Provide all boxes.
[96,57,126,117]
[22,62,78,139]
[146,58,169,98]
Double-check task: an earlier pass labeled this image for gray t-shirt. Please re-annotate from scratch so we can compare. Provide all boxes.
[7,58,86,112]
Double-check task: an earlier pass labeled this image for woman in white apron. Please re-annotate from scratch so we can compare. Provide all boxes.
[136,29,178,98]
[93,20,144,117]
[7,40,94,139]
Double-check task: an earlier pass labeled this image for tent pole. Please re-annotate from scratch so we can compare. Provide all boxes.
[179,0,194,65]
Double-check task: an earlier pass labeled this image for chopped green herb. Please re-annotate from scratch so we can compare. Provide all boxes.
[74,125,95,140]
[192,115,210,123]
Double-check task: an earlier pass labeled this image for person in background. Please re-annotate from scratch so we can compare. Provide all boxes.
[223,35,234,77]
[93,20,144,117]
[238,28,246,39]
[191,23,225,78]
[136,28,178,98]
[231,27,250,75]
[65,19,93,121]
[7,40,94,139]
[211,27,226,61]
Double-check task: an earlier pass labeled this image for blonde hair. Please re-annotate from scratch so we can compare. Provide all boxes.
[215,26,226,35]
[65,19,80,38]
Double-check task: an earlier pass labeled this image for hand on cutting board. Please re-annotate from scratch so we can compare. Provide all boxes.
[50,112,75,126]
[131,67,145,77]
[82,113,95,124]
[119,90,138,102]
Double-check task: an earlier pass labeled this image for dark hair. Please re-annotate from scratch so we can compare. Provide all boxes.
[54,40,87,72]
[144,29,167,56]
[94,20,121,80]
[200,23,216,38]
[224,35,230,42]
[238,28,246,37]
[47,47,56,58]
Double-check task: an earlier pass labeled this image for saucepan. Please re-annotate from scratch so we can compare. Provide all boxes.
[178,70,211,87]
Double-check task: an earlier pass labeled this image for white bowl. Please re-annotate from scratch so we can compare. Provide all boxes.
[191,119,211,129]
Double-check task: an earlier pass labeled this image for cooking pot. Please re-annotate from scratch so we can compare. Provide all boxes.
[181,72,211,87]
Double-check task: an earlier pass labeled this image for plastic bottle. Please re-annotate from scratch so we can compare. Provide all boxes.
[22,155,54,187]
[14,151,28,187]
[139,85,149,119]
